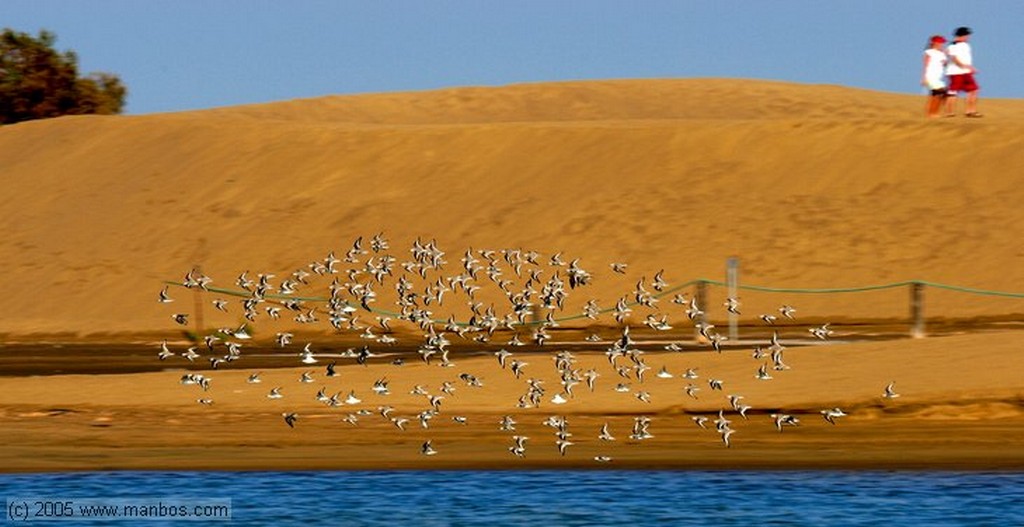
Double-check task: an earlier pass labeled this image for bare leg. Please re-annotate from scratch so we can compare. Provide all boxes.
[945,94,958,116]
[926,95,942,118]
[965,90,979,115]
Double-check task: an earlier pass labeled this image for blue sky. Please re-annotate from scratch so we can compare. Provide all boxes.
[6,0,1023,114]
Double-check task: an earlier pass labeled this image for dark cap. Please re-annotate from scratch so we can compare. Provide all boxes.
[954,26,972,37]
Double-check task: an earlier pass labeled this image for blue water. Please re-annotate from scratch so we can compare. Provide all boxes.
[2,471,1022,526]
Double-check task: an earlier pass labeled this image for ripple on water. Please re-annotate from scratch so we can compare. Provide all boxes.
[1,470,1022,526]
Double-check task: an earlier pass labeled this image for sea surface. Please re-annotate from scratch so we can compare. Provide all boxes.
[2,470,1022,526]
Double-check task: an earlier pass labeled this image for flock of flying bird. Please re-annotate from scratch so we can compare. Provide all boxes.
[158,234,901,462]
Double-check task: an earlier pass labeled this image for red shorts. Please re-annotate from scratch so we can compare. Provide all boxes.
[947,74,979,93]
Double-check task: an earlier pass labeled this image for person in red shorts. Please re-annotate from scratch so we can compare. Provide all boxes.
[944,26,981,117]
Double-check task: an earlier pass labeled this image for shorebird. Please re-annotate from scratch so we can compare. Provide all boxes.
[494,349,512,369]
[727,394,745,411]
[809,323,833,340]
[683,368,699,380]
[181,347,200,362]
[421,440,437,456]
[714,410,732,431]
[610,262,628,274]
[708,378,724,391]
[500,415,517,432]
[760,314,777,325]
[551,393,568,405]
[656,366,673,379]
[409,385,428,396]
[685,384,700,399]
[724,297,741,315]
[157,341,174,361]
[556,438,574,456]
[635,391,652,403]
[583,369,599,391]
[651,270,668,292]
[247,372,262,384]
[779,304,797,319]
[172,314,189,326]
[282,412,298,428]
[510,360,527,379]
[197,398,213,406]
[755,363,774,381]
[345,391,362,405]
[720,428,735,448]
[883,382,900,399]
[300,344,317,364]
[158,286,174,303]
[232,324,251,340]
[267,387,283,399]
[438,380,454,399]
[372,378,390,396]
[594,456,613,463]
[821,407,848,425]
[212,299,228,312]
[692,416,709,429]
[509,435,528,458]
[391,417,409,431]
[599,423,615,441]
[771,413,800,431]
[459,373,483,387]
[709,333,727,353]
[771,348,790,371]
[325,361,338,377]
[696,321,715,340]
[630,416,654,440]
[299,371,314,384]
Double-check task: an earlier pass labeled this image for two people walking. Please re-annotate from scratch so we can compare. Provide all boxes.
[922,27,980,118]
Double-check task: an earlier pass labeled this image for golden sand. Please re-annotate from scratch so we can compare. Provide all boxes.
[1,79,1023,471]
[1,331,1022,471]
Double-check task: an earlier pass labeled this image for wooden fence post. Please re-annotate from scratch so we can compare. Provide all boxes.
[193,264,205,336]
[910,281,925,338]
[726,257,739,343]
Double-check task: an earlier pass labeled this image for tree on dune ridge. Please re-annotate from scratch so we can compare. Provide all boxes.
[0,28,126,125]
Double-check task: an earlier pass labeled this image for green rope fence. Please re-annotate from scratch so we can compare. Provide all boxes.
[166,277,1024,330]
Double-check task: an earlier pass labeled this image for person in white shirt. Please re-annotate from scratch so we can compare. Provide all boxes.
[921,35,948,118]
[945,26,981,117]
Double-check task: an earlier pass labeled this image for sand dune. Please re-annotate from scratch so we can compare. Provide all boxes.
[2,79,1024,471]
[2,78,1024,340]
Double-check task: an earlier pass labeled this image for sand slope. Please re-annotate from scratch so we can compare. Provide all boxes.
[2,79,1024,337]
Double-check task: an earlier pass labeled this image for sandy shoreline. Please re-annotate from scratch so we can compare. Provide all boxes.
[2,331,1021,472]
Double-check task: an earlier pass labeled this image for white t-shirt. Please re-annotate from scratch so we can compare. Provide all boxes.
[923,49,947,89]
[946,41,973,75]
